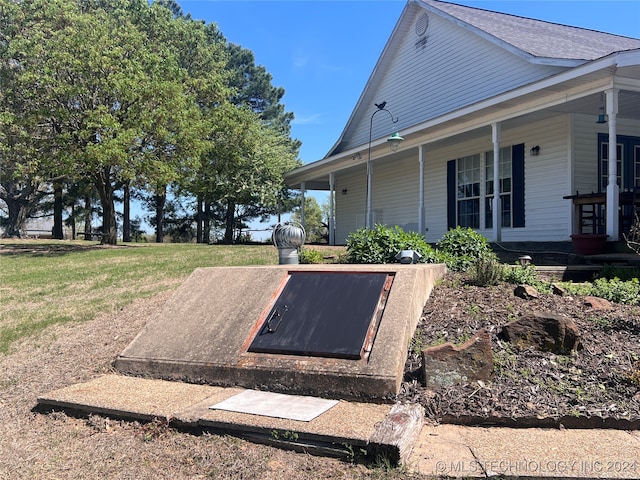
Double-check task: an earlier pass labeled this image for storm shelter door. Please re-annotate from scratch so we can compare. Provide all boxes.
[248,272,394,360]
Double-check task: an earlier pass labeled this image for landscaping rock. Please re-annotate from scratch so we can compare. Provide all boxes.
[498,311,581,354]
[584,296,613,310]
[514,284,538,299]
[421,330,493,388]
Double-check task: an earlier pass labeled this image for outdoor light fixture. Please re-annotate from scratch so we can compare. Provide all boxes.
[366,102,403,228]
[596,93,607,124]
[530,145,540,156]
[518,255,532,266]
[387,132,404,152]
[395,249,422,264]
[342,188,348,195]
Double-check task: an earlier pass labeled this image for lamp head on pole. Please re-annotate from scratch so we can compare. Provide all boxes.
[387,132,404,152]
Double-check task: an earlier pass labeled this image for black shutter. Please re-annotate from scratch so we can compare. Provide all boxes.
[512,143,525,228]
[447,160,456,230]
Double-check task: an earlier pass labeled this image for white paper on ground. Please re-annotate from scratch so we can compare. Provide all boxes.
[210,390,339,422]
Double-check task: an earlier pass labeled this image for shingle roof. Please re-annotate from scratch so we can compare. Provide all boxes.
[423,0,640,61]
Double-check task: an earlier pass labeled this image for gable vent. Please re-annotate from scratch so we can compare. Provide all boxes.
[415,13,429,36]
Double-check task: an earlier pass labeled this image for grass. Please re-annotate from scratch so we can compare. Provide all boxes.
[0,240,281,354]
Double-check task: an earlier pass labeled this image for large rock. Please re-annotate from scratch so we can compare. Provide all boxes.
[499,311,581,354]
[514,284,538,299]
[421,330,493,388]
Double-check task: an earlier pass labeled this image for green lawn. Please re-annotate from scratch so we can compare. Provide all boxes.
[0,241,279,354]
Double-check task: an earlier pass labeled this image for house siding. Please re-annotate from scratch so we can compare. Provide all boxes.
[334,115,584,244]
[342,7,564,152]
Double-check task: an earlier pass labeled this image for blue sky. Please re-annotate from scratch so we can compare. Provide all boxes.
[179,0,640,165]
[170,0,640,239]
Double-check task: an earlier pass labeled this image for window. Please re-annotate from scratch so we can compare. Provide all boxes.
[485,147,512,228]
[447,144,525,230]
[456,154,480,228]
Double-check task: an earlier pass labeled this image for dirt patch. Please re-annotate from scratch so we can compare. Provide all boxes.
[399,272,640,428]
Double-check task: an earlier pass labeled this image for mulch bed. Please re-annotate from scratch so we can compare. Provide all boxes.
[398,272,640,429]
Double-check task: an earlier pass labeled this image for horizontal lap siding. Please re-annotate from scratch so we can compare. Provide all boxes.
[424,117,572,242]
[334,166,367,243]
[573,113,601,196]
[344,9,563,150]
[371,156,420,231]
[502,117,570,241]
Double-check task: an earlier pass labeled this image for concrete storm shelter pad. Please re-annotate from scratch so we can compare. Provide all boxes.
[115,264,445,400]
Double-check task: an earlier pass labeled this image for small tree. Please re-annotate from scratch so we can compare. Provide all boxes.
[291,196,328,243]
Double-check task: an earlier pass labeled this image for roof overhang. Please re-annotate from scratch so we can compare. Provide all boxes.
[285,49,640,190]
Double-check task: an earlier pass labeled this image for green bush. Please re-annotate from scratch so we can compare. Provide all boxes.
[561,277,640,305]
[502,264,552,293]
[502,264,539,285]
[435,227,493,272]
[298,248,324,264]
[345,224,436,264]
[591,277,640,305]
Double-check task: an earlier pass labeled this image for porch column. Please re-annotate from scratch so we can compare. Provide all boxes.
[300,181,306,229]
[329,172,335,245]
[605,88,619,241]
[492,122,502,242]
[366,159,373,228]
[418,145,425,235]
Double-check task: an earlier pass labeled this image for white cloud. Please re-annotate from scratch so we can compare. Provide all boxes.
[291,113,323,125]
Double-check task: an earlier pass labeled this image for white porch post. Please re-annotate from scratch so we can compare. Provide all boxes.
[418,145,425,235]
[492,122,501,242]
[605,88,619,241]
[366,160,373,228]
[300,181,306,229]
[328,173,335,245]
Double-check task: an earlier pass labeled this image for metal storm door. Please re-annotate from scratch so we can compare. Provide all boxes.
[248,272,394,360]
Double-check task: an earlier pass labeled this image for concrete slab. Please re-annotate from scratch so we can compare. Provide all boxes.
[114,264,445,400]
[38,375,413,462]
[36,374,228,421]
[38,376,640,477]
[408,424,640,478]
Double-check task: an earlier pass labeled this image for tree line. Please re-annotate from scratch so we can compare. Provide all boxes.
[0,0,302,244]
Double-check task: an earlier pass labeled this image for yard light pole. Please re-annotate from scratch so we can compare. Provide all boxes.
[366,102,403,228]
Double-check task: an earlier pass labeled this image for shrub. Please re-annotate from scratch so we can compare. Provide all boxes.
[345,224,435,264]
[502,264,539,285]
[435,227,493,272]
[591,277,640,305]
[298,248,324,264]
[502,263,553,293]
[471,254,504,286]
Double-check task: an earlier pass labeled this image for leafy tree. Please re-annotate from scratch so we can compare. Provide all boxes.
[200,103,301,243]
[291,196,328,243]
[0,0,50,237]
[4,0,216,244]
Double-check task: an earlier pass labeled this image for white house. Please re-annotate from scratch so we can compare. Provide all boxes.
[284,0,640,248]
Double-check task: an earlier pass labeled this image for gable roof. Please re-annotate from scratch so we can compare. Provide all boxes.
[323,0,640,158]
[426,0,640,62]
